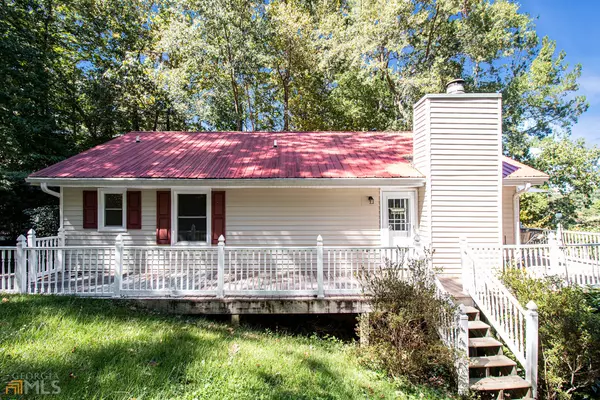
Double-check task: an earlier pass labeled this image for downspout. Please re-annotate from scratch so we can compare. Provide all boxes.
[513,183,531,245]
[40,182,60,198]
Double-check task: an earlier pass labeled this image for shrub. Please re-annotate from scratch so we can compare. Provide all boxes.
[501,269,600,400]
[24,205,59,238]
[357,250,456,389]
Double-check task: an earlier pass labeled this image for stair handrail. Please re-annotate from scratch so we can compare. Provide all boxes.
[461,243,539,398]
[434,276,469,395]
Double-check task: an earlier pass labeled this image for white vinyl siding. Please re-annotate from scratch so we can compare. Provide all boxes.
[63,188,157,246]
[225,188,381,246]
[413,94,502,275]
[63,187,383,247]
[413,99,431,243]
[503,186,516,244]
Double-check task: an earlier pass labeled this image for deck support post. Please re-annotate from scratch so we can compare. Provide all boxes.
[457,304,470,395]
[548,232,564,277]
[27,229,37,288]
[230,314,240,326]
[113,234,123,297]
[459,237,470,295]
[526,301,539,399]
[15,235,27,293]
[316,235,324,298]
[57,227,65,272]
[217,235,225,298]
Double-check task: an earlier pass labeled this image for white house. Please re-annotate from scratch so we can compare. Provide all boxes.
[26,81,548,276]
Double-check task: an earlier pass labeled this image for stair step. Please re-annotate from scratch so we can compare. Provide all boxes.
[470,376,531,391]
[468,320,490,330]
[463,306,479,315]
[469,337,503,348]
[469,355,517,369]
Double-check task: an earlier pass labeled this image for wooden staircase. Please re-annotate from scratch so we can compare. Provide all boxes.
[463,305,533,399]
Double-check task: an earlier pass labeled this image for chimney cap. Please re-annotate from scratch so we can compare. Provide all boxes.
[446,78,466,94]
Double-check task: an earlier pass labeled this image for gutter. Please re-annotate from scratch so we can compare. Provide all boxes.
[40,182,60,198]
[26,177,427,189]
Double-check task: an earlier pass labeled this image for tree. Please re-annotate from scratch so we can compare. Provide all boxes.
[521,138,600,228]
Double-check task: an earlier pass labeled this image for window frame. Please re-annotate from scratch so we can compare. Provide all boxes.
[172,188,211,246]
[98,188,127,232]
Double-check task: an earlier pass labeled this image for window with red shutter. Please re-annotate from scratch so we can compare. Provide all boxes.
[83,190,98,229]
[127,191,142,229]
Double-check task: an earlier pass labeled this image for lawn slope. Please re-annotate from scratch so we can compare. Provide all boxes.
[0,295,454,399]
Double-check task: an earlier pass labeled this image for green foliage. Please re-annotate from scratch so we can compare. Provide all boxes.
[500,270,600,399]
[24,205,59,238]
[520,138,600,228]
[357,252,456,389]
[0,295,456,399]
[1,0,597,237]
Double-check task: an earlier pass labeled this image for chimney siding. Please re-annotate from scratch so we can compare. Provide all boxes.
[413,93,503,275]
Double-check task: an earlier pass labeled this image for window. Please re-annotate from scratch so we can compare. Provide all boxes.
[99,189,127,231]
[388,198,410,232]
[177,193,207,242]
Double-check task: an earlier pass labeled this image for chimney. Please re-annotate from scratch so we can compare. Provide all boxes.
[412,84,502,275]
[445,78,466,94]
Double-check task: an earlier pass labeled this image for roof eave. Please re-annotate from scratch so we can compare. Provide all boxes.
[26,176,426,188]
[502,176,549,186]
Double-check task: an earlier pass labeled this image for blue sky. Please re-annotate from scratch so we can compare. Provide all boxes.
[518,0,600,145]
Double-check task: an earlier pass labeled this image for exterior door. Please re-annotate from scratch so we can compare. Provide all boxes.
[382,192,416,247]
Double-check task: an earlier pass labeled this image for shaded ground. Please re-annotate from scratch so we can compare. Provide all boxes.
[0,295,456,399]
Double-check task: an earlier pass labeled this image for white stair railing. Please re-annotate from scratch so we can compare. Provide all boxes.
[461,243,539,398]
[434,277,469,395]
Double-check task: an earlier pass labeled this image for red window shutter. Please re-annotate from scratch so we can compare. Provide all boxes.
[156,191,171,245]
[211,191,226,244]
[127,191,142,229]
[82,190,98,229]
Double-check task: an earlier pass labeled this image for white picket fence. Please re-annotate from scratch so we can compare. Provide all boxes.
[1,230,414,298]
[461,243,539,398]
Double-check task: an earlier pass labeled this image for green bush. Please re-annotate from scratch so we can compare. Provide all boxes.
[357,251,456,389]
[501,270,600,399]
[24,205,59,238]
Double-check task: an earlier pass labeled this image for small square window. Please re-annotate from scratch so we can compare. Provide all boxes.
[99,190,126,231]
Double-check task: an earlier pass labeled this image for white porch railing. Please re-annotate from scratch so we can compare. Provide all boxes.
[462,242,539,398]
[434,277,469,395]
[522,224,600,246]
[472,234,600,287]
[0,247,17,292]
[2,230,411,298]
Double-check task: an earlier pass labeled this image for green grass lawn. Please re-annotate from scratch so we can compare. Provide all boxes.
[0,295,456,399]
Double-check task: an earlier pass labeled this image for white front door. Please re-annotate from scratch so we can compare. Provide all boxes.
[381,191,416,247]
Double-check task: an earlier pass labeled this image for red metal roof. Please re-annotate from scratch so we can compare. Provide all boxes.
[502,156,549,180]
[29,131,422,179]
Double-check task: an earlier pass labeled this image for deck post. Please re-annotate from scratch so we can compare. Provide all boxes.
[217,235,225,298]
[316,235,324,298]
[57,227,65,272]
[548,232,564,277]
[457,304,470,395]
[15,235,27,293]
[113,234,123,297]
[526,301,539,399]
[27,229,37,288]
[459,238,469,295]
